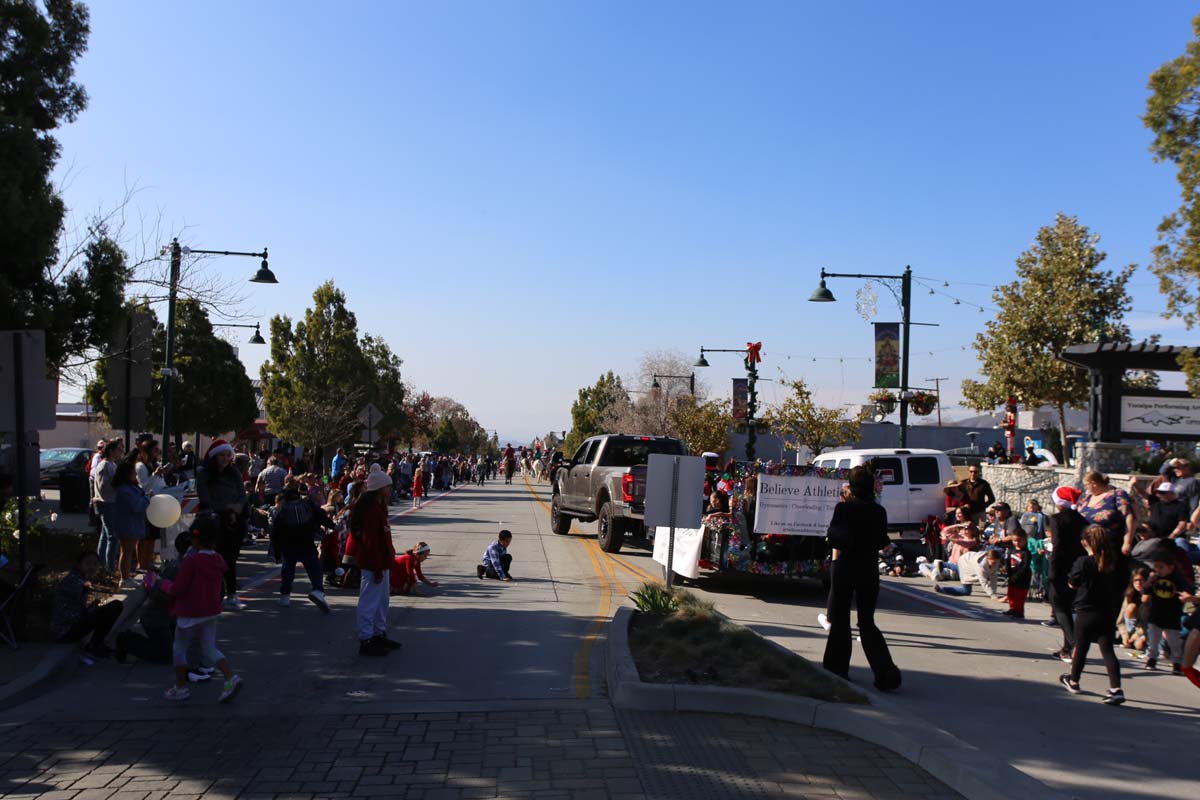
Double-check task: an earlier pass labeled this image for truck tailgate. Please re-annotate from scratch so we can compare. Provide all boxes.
[630,464,648,504]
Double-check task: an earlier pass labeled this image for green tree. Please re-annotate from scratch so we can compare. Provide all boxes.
[667,396,732,455]
[430,416,460,453]
[565,371,627,454]
[260,282,403,456]
[766,378,864,460]
[88,300,257,436]
[0,1,129,373]
[961,213,1135,462]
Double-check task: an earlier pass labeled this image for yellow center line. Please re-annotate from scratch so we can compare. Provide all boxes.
[521,475,615,698]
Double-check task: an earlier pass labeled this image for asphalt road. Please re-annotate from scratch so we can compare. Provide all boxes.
[524,478,1200,800]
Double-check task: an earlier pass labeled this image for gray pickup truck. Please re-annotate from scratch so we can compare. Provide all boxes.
[550,434,689,553]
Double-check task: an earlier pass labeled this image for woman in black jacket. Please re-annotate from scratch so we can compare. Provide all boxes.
[1061,525,1130,705]
[196,440,249,611]
[822,465,901,690]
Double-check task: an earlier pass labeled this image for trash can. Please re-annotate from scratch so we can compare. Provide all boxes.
[59,471,90,513]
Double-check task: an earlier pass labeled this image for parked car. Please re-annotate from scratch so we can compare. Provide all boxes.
[39,447,92,489]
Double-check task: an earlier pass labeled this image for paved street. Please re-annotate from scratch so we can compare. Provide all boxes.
[532,477,1200,800]
[1,480,959,800]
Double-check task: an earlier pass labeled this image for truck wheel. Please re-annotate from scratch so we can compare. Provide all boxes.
[597,502,624,553]
[550,494,572,535]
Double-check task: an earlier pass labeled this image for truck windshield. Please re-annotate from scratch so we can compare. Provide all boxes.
[598,437,686,467]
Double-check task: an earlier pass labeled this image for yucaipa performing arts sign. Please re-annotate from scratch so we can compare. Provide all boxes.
[1121,396,1200,437]
[753,473,843,537]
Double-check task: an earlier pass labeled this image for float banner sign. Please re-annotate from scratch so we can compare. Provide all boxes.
[652,526,704,579]
[874,322,900,389]
[753,473,843,536]
[1120,396,1200,437]
[732,378,749,419]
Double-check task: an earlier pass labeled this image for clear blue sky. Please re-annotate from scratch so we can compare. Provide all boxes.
[54,1,1200,440]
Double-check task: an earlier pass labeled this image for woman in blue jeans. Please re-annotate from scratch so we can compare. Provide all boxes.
[90,440,125,573]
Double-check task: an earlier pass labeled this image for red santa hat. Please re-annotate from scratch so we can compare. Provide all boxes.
[206,439,234,460]
[1053,485,1081,508]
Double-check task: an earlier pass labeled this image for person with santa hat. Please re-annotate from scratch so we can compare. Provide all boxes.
[1046,485,1086,661]
[196,439,250,611]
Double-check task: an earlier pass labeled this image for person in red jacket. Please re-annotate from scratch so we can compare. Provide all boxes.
[353,466,399,656]
[411,466,426,509]
[391,542,439,595]
[157,515,243,703]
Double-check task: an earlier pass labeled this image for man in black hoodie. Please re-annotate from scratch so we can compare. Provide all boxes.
[1046,486,1086,660]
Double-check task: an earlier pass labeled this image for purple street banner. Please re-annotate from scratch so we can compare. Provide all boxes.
[874,322,900,388]
[732,378,749,419]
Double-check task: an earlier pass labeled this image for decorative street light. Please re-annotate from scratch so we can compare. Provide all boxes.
[694,343,763,460]
[212,322,267,345]
[651,372,696,395]
[809,267,918,447]
[160,239,277,446]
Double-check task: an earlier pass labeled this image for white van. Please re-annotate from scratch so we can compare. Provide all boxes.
[812,448,954,533]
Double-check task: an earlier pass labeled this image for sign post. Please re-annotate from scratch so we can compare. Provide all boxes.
[646,454,704,587]
[357,403,384,446]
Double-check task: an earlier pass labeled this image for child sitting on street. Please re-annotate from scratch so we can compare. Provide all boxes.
[1119,568,1149,653]
[478,529,514,582]
[391,542,440,595]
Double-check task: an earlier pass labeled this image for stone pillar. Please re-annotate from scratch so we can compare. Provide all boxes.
[1074,441,1136,479]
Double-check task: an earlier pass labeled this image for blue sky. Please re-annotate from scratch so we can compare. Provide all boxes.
[54,1,1200,440]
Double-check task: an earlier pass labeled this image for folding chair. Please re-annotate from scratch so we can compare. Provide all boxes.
[0,563,36,649]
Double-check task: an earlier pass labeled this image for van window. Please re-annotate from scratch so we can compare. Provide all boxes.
[907,456,941,485]
[837,459,851,470]
[872,457,903,485]
[819,460,835,470]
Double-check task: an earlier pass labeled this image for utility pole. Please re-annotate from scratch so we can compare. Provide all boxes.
[926,377,949,427]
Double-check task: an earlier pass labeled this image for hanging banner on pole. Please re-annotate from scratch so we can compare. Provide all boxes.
[732,378,749,420]
[874,322,900,388]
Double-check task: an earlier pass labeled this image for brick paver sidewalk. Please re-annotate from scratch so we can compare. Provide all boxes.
[0,702,959,800]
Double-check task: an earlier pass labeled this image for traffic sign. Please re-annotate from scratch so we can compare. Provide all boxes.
[357,403,383,427]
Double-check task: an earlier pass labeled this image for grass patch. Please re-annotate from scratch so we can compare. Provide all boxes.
[628,582,866,704]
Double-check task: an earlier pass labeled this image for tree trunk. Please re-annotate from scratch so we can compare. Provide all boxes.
[1056,403,1070,467]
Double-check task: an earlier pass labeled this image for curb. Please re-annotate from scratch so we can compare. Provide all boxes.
[606,606,1072,800]
[0,642,79,713]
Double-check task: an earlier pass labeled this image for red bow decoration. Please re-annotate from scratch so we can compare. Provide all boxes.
[745,342,763,364]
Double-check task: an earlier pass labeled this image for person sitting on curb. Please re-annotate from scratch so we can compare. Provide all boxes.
[391,542,439,595]
[478,530,515,582]
[50,551,124,659]
[933,548,1003,598]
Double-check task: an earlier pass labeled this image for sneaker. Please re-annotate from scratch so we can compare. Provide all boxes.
[1182,666,1200,689]
[1059,674,1081,695]
[1172,663,1183,676]
[222,597,247,612]
[195,665,216,675]
[1144,659,1158,671]
[817,613,831,632]
[359,639,388,657]
[476,564,486,580]
[372,634,402,650]
[931,559,944,581]
[187,670,212,683]
[164,685,191,701]
[1040,619,1059,628]
[307,590,330,614]
[278,595,291,607]
[218,674,243,703]
[1103,688,1126,706]
[1058,650,1073,663]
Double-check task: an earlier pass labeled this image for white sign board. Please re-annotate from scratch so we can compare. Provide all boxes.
[652,526,704,579]
[753,473,843,537]
[644,454,705,530]
[1121,396,1200,437]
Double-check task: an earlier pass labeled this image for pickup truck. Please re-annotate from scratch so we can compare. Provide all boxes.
[550,434,689,553]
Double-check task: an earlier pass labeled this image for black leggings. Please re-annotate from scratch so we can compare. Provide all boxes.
[1047,582,1075,652]
[217,523,243,598]
[1070,610,1121,688]
[822,563,896,683]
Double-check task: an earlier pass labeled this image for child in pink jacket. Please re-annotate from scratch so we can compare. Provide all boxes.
[156,515,243,703]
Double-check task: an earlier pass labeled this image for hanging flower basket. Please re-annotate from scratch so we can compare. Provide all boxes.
[910,391,937,416]
[869,389,898,415]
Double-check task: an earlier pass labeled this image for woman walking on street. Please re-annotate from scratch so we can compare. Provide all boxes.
[822,465,901,691]
[195,440,249,611]
[1060,525,1130,704]
[353,466,400,656]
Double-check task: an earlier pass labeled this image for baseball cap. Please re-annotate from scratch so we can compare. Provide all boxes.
[1155,483,1177,494]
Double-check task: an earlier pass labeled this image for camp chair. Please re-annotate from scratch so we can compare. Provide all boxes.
[0,563,37,649]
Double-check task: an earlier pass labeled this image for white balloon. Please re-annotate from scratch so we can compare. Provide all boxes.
[146,494,182,528]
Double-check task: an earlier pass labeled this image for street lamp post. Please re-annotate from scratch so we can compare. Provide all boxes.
[651,373,696,395]
[809,267,915,447]
[694,344,762,460]
[211,322,267,345]
[162,239,277,448]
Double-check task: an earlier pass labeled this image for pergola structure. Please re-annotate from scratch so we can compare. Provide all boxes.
[1059,342,1200,443]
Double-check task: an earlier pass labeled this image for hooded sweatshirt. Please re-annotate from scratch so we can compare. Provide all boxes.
[160,550,228,620]
[956,550,1001,598]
